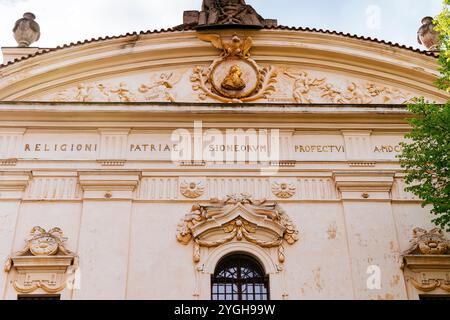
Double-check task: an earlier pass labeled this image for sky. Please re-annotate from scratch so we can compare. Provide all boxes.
[0,0,443,63]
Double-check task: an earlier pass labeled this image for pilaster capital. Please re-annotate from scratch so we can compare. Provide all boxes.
[78,171,141,200]
[333,171,395,200]
[0,171,32,199]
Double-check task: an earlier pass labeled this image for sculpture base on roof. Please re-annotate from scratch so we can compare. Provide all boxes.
[182,0,278,30]
[195,23,264,31]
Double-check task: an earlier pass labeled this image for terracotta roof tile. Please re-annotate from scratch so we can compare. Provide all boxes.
[0,25,438,69]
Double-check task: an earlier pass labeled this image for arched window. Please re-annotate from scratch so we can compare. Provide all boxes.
[211,254,270,301]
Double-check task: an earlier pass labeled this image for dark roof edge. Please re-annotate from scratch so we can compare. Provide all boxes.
[0,25,438,69]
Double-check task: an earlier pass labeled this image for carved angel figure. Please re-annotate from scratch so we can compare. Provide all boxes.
[75,83,93,102]
[319,83,345,104]
[198,34,252,58]
[343,82,373,104]
[139,73,178,102]
[284,71,326,103]
[110,82,134,102]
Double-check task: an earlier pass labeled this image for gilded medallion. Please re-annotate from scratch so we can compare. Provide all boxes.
[191,34,277,103]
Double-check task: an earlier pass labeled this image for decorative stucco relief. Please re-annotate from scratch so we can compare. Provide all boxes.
[402,228,450,296]
[410,278,450,293]
[404,228,449,255]
[271,182,296,199]
[180,180,205,199]
[4,227,78,294]
[35,64,417,104]
[191,34,277,103]
[47,71,184,103]
[176,193,299,264]
[282,69,415,104]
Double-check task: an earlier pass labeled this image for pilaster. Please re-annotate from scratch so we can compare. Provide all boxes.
[0,171,31,299]
[73,171,140,299]
[333,171,407,300]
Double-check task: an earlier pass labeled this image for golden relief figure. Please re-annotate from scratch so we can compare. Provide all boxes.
[221,65,246,91]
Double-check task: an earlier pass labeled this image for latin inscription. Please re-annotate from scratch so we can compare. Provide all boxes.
[24,143,98,152]
[295,145,345,153]
[373,145,402,153]
[130,144,179,152]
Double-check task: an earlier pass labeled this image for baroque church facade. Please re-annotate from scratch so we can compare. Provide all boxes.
[0,1,449,300]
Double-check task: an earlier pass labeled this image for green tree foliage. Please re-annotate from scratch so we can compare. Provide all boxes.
[399,101,450,231]
[435,0,450,91]
[399,1,450,231]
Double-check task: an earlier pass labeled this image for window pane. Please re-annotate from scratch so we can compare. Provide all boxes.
[211,254,270,301]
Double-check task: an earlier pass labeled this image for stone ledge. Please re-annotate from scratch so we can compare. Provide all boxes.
[403,255,450,271]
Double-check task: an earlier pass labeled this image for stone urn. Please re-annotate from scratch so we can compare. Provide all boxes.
[417,16,440,51]
[13,12,41,47]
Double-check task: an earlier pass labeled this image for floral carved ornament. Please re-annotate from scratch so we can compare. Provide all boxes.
[176,193,299,264]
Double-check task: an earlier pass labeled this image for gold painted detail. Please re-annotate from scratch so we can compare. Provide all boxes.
[191,34,277,103]
[272,182,296,199]
[404,228,449,256]
[221,65,246,91]
[176,193,299,264]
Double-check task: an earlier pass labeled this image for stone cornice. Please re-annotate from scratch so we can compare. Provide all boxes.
[0,103,414,130]
[403,255,450,272]
[10,255,75,272]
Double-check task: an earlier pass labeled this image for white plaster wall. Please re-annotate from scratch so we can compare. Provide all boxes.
[126,203,196,300]
[1,196,445,300]
[341,201,407,300]
[73,200,132,300]
[0,200,21,299]
[283,202,354,300]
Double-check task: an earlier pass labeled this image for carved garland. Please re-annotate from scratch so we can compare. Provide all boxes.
[177,193,299,264]
[410,279,450,293]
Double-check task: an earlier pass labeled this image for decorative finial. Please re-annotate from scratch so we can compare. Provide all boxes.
[417,16,440,51]
[13,12,41,47]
